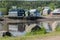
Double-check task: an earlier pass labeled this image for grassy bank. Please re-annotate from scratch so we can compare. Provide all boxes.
[0,26,60,40]
[20,31,60,40]
[0,31,59,40]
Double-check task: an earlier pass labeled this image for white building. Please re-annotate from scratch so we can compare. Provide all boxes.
[52,8,60,15]
[43,7,51,16]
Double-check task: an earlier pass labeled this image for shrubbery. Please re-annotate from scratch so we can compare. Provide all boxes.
[0,8,7,15]
[26,27,46,36]
[55,25,60,31]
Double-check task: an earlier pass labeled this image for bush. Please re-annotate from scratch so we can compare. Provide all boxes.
[31,27,46,35]
[0,8,7,15]
[26,27,46,36]
[55,25,60,31]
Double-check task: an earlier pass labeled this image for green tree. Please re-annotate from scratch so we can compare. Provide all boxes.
[49,2,56,10]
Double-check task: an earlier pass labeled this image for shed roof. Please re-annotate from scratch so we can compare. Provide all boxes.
[52,9,60,13]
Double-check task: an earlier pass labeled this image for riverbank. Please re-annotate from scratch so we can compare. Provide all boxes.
[0,31,60,40]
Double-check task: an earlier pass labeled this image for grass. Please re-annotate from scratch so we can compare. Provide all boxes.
[20,31,60,40]
[25,27,46,36]
[0,31,59,40]
[0,31,60,40]
[55,26,60,31]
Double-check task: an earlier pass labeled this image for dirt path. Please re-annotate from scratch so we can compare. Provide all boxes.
[40,35,60,40]
[25,35,60,40]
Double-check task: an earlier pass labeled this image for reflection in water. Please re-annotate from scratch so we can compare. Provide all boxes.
[9,21,60,36]
[10,31,26,37]
[43,22,52,32]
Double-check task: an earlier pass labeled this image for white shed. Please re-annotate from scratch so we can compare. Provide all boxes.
[43,7,51,15]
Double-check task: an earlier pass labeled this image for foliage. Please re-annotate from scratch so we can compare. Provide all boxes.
[0,8,7,15]
[49,3,56,10]
[55,25,60,31]
[0,1,59,9]
[25,27,46,36]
